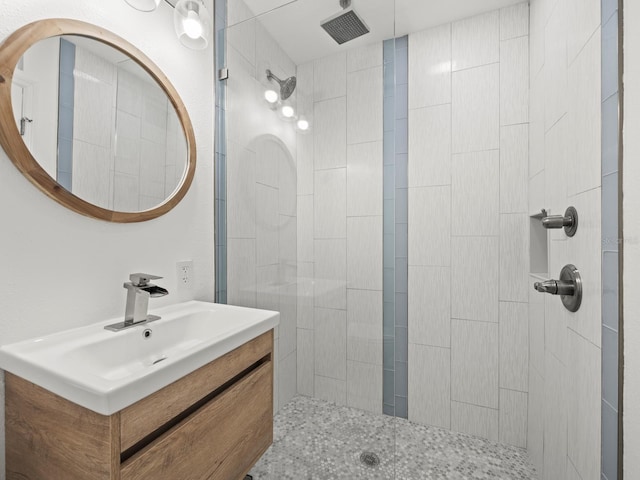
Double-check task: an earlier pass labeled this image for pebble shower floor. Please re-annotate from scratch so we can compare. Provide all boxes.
[249,396,537,479]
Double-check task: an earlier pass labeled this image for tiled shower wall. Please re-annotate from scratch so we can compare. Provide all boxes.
[406,4,530,446]
[295,4,531,447]
[528,0,603,478]
[296,43,384,412]
[225,0,299,414]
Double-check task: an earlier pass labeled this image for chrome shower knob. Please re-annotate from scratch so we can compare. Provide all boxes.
[534,264,582,312]
[541,206,578,237]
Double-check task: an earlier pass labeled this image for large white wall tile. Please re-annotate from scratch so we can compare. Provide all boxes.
[256,137,280,189]
[567,331,602,480]
[256,265,279,312]
[452,64,500,153]
[528,74,545,178]
[347,361,382,414]
[451,319,499,408]
[227,18,256,68]
[451,401,499,441]
[347,142,383,217]
[500,36,529,126]
[314,53,347,101]
[314,168,346,239]
[451,236,499,323]
[452,150,499,236]
[500,214,529,302]
[408,344,451,428]
[314,239,346,309]
[256,184,279,266]
[408,266,450,348]
[297,262,314,329]
[566,0,601,64]
[347,66,383,145]
[499,389,528,447]
[227,238,256,308]
[297,195,314,263]
[314,97,347,170]
[499,302,529,392]
[227,141,256,238]
[500,2,529,41]
[279,351,297,408]
[297,328,314,396]
[297,132,314,195]
[408,104,451,187]
[408,24,452,109]
[527,370,545,473]
[500,125,529,213]
[314,376,346,406]
[347,217,382,290]
[408,186,451,267]
[544,1,568,131]
[543,351,568,480]
[314,307,347,380]
[529,295,545,377]
[452,11,500,71]
[279,284,298,360]
[568,29,602,196]
[529,1,545,78]
[347,43,383,72]
[347,289,383,365]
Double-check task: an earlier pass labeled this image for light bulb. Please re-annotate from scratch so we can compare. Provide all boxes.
[174,0,211,50]
[281,105,295,118]
[297,119,309,131]
[264,89,278,104]
[183,10,203,39]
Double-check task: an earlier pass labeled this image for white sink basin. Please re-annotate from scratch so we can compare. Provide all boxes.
[0,301,279,415]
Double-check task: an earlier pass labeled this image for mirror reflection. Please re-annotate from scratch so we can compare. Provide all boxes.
[12,35,188,212]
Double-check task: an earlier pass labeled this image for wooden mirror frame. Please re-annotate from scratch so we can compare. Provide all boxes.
[0,19,197,222]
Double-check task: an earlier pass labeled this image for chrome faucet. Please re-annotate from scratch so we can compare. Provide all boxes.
[105,273,169,331]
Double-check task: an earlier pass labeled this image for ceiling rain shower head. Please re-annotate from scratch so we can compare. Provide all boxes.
[266,69,297,100]
[321,0,370,45]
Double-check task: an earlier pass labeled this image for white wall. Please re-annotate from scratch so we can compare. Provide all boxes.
[0,0,214,476]
[624,1,640,477]
[407,3,530,446]
[528,0,602,478]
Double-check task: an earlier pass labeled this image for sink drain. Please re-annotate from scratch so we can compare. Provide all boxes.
[359,451,380,467]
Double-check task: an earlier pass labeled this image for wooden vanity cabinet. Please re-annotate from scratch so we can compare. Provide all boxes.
[5,330,274,480]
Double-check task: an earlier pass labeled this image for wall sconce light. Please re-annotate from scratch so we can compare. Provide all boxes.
[125,0,161,11]
[123,0,211,50]
[174,0,211,49]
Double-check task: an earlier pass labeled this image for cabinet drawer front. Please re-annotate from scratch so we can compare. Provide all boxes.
[120,330,272,452]
[121,360,273,480]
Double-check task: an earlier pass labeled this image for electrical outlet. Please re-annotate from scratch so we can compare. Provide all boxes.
[176,260,193,290]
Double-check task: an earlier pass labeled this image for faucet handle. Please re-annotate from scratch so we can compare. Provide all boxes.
[129,273,163,287]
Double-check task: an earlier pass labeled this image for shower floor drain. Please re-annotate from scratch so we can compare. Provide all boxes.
[359,451,380,467]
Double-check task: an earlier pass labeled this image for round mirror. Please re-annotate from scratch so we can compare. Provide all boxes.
[0,19,196,222]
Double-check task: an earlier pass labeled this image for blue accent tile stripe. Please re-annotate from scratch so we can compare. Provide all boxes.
[600,4,620,479]
[57,39,75,191]
[215,1,227,304]
[383,36,409,419]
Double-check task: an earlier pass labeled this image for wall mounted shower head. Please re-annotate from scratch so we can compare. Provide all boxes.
[266,69,297,100]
